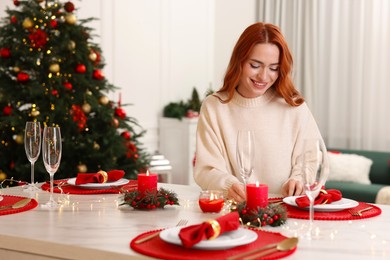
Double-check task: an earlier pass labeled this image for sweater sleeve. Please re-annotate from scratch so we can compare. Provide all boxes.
[286,103,328,184]
[193,96,240,196]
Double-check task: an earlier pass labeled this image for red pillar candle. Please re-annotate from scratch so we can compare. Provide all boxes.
[137,171,158,196]
[246,182,268,210]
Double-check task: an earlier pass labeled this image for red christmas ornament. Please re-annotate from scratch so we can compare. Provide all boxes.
[71,105,87,131]
[92,69,104,80]
[10,16,17,24]
[13,0,20,6]
[121,131,131,140]
[75,64,86,73]
[3,105,12,116]
[50,19,58,28]
[64,1,75,12]
[63,81,73,90]
[115,107,126,119]
[28,29,48,48]
[17,72,29,82]
[0,48,11,58]
[51,89,58,96]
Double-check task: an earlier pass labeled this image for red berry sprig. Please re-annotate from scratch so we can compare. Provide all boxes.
[121,188,179,210]
[231,201,287,227]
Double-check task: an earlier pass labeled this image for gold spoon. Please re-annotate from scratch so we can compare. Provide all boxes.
[242,237,298,260]
[0,198,31,211]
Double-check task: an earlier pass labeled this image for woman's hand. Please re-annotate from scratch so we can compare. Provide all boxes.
[281,179,304,197]
[227,183,246,203]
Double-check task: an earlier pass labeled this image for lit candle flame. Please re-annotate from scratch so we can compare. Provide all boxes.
[256,181,259,187]
[146,170,149,176]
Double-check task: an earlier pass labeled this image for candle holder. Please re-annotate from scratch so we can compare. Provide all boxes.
[198,190,225,213]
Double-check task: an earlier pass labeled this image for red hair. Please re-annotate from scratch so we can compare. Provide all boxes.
[218,22,304,106]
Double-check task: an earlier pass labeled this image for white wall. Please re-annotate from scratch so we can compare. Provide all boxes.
[0,0,256,154]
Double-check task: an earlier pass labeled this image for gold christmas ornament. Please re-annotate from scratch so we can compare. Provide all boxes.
[82,103,91,114]
[93,142,100,150]
[86,90,92,96]
[89,52,97,62]
[68,40,76,50]
[22,18,34,29]
[14,134,24,144]
[13,67,20,73]
[31,110,40,117]
[77,164,87,173]
[99,95,109,105]
[49,63,60,73]
[65,13,77,25]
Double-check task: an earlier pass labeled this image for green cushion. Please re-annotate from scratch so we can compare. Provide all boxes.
[325,180,386,203]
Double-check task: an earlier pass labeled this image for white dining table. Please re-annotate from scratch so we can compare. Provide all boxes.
[0,182,389,260]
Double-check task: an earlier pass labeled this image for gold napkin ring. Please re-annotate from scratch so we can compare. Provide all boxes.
[206,219,221,240]
[98,170,108,183]
[320,189,328,204]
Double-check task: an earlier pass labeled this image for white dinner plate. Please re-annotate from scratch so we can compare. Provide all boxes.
[283,196,359,212]
[160,227,257,250]
[67,178,129,189]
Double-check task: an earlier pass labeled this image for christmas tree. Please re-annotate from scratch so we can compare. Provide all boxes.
[0,0,150,183]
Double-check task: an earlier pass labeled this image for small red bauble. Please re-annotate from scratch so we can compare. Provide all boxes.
[92,69,104,80]
[17,72,29,82]
[51,89,58,96]
[10,16,17,24]
[0,48,11,58]
[3,105,12,116]
[121,131,131,140]
[63,81,73,90]
[13,0,20,6]
[64,1,75,12]
[75,64,86,73]
[50,20,58,28]
[115,107,126,119]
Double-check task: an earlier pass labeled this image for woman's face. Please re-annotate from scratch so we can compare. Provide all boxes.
[237,43,280,98]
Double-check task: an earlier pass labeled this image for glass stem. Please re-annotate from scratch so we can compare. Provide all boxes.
[31,161,35,185]
[50,174,54,202]
[309,197,315,228]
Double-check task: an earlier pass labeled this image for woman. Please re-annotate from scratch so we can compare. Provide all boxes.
[194,22,325,203]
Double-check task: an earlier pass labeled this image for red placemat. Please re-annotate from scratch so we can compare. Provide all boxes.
[41,179,137,194]
[130,228,296,260]
[285,201,381,220]
[0,195,38,216]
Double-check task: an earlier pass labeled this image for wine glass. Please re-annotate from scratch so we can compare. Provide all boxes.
[42,126,62,208]
[24,121,41,192]
[302,138,329,239]
[236,130,255,193]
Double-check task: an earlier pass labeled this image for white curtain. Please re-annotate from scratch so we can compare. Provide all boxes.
[257,0,390,151]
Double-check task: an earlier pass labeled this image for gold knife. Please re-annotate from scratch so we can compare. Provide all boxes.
[0,198,31,210]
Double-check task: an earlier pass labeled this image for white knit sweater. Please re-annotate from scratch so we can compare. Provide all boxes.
[194,88,325,196]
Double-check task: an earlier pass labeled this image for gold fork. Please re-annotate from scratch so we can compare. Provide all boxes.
[348,206,373,216]
[134,219,188,244]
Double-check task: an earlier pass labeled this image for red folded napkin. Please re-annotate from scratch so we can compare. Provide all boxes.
[295,189,342,208]
[178,212,240,248]
[75,170,125,185]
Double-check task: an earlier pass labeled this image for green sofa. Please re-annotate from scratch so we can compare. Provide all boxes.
[325,148,390,203]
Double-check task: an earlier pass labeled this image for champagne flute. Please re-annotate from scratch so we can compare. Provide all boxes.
[24,121,41,192]
[236,130,255,193]
[42,126,62,208]
[302,138,329,239]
